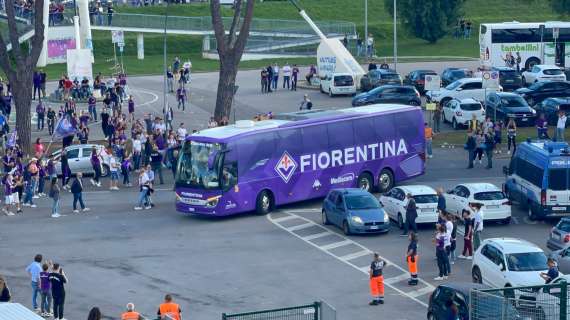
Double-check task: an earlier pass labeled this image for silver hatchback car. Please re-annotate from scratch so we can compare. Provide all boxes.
[547,217,570,251]
[52,144,111,177]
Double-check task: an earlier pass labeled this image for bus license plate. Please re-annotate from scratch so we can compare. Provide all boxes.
[188,207,195,212]
[553,207,566,211]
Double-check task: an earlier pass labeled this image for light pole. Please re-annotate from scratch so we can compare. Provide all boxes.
[364,0,367,58]
[162,0,169,118]
[393,0,397,70]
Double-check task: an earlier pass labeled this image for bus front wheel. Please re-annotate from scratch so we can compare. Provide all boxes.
[255,190,273,215]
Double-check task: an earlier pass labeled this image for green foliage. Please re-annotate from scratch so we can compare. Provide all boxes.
[384,0,465,43]
[550,0,570,13]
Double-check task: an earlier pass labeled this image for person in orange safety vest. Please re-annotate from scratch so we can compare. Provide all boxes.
[121,303,143,320]
[407,232,419,286]
[157,294,182,320]
[369,252,387,305]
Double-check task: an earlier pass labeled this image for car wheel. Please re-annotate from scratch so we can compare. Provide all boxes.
[357,173,373,192]
[320,85,324,93]
[452,117,459,130]
[528,203,539,221]
[255,190,273,215]
[472,266,483,284]
[427,313,434,320]
[377,169,394,193]
[521,76,527,86]
[100,164,110,177]
[397,213,404,229]
[322,210,330,225]
[342,220,352,235]
[502,216,512,225]
[329,89,333,97]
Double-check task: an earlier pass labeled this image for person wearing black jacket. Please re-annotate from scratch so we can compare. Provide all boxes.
[0,275,11,302]
[150,146,164,185]
[61,150,70,190]
[49,263,67,320]
[402,193,418,236]
[70,172,89,213]
[464,131,477,169]
[484,132,495,169]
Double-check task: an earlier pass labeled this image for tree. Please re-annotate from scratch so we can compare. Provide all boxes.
[384,0,464,43]
[550,0,570,14]
[210,0,255,122]
[0,0,45,153]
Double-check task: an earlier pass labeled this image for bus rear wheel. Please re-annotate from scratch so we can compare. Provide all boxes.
[377,169,394,193]
[255,190,273,215]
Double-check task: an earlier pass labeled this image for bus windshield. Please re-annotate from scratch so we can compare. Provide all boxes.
[176,141,223,189]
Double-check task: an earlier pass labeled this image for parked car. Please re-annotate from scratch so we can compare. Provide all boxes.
[441,68,473,87]
[379,185,438,229]
[515,81,570,106]
[522,275,570,320]
[360,69,402,92]
[550,245,570,273]
[322,188,390,235]
[403,69,437,94]
[351,85,421,107]
[472,238,549,289]
[522,64,567,85]
[492,66,523,91]
[485,92,536,126]
[533,97,570,125]
[426,78,501,107]
[427,282,521,320]
[444,183,511,224]
[52,144,111,177]
[547,218,570,251]
[319,73,356,97]
[442,98,485,130]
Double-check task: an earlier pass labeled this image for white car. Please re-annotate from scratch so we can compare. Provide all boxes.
[442,98,486,130]
[52,144,112,177]
[426,77,502,107]
[320,73,356,97]
[444,183,511,224]
[472,238,550,289]
[379,185,439,229]
[522,64,567,85]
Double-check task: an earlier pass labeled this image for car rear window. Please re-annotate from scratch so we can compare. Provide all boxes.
[461,103,482,111]
[334,75,354,86]
[413,194,438,204]
[382,73,401,80]
[556,220,570,232]
[500,70,518,77]
[544,69,564,75]
[549,169,568,191]
[474,191,505,201]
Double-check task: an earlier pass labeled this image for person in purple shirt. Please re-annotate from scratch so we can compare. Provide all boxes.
[88,94,97,122]
[128,95,135,122]
[39,263,52,317]
[33,71,42,100]
[36,101,45,131]
[90,146,102,187]
[3,150,14,173]
[536,113,549,139]
[79,111,90,127]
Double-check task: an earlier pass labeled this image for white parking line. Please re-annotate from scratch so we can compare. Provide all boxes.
[287,222,314,232]
[268,211,435,308]
[272,215,299,223]
[301,231,331,241]
[339,250,370,261]
[384,273,411,285]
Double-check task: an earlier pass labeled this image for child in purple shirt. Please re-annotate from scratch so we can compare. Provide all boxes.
[39,263,52,316]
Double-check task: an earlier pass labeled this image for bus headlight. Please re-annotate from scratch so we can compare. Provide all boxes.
[351,216,363,225]
[205,196,221,208]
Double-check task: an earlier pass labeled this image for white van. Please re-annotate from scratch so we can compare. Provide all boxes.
[320,73,357,97]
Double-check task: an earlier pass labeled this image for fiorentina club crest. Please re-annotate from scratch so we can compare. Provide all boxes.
[275,151,297,183]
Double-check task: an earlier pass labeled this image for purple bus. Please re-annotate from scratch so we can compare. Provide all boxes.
[175,104,425,216]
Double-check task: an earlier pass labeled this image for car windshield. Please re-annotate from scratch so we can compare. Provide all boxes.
[445,81,462,90]
[544,69,563,75]
[474,191,505,201]
[499,96,528,108]
[556,220,570,232]
[450,70,469,80]
[346,195,380,210]
[334,75,354,86]
[382,73,400,80]
[176,141,222,189]
[413,194,438,203]
[461,103,482,111]
[506,252,548,272]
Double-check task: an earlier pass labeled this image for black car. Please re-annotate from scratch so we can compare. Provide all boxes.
[427,282,520,320]
[352,85,421,107]
[514,81,570,106]
[533,97,570,125]
[492,66,523,91]
[441,68,473,86]
[485,92,536,126]
[360,69,402,92]
[403,69,438,94]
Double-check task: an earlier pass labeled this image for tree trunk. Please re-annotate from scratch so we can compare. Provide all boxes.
[12,74,33,154]
[214,57,238,122]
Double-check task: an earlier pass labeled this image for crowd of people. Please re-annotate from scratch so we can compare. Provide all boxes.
[260,62,301,93]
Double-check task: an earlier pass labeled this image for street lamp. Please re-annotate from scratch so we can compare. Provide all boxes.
[393,0,397,71]
[162,0,169,117]
[364,0,367,58]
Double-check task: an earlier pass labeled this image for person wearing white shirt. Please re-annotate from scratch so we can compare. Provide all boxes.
[133,134,142,171]
[472,203,484,250]
[26,254,43,311]
[366,34,374,57]
[282,64,292,89]
[134,169,151,210]
[272,63,280,90]
[177,123,187,142]
[556,111,567,142]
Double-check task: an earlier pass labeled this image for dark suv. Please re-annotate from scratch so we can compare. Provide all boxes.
[352,85,420,107]
[403,69,438,94]
[533,97,570,125]
[441,68,473,86]
[360,69,402,92]
[515,81,570,106]
[485,92,536,126]
[492,66,523,91]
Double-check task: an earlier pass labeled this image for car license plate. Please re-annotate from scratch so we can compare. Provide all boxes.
[487,205,499,209]
[553,207,567,211]
[370,226,379,230]
[505,79,514,83]
[521,118,528,121]
[421,208,433,212]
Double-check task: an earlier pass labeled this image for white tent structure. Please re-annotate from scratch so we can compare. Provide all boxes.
[0,303,45,320]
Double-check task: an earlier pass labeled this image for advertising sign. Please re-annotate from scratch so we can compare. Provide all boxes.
[67,49,93,83]
[47,26,77,64]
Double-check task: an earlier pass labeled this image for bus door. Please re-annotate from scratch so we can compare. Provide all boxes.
[555,42,566,67]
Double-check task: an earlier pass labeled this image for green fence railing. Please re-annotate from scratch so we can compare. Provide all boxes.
[222,302,320,320]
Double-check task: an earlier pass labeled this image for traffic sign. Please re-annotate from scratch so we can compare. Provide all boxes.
[482,71,500,89]
[112,30,124,44]
[424,75,441,91]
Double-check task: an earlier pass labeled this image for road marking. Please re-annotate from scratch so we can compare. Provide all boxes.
[320,239,353,250]
[272,215,298,223]
[268,211,434,308]
[339,250,370,261]
[287,222,314,232]
[286,208,321,213]
[384,273,411,285]
[130,88,159,107]
[302,231,331,241]
[407,286,434,298]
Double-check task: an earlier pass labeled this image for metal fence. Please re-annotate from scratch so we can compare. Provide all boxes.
[470,281,568,320]
[222,301,336,320]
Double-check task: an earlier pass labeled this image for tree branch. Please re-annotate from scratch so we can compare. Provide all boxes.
[210,0,227,56]
[231,0,255,63]
[4,1,25,69]
[27,0,45,67]
[227,0,242,48]
[0,33,16,82]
